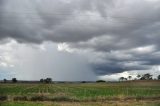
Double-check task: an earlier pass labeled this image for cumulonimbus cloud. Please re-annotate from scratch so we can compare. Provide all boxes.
[0,0,160,76]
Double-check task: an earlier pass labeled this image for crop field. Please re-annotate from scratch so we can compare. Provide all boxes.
[0,81,160,106]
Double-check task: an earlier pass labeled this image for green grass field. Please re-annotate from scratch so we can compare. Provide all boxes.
[0,81,160,106]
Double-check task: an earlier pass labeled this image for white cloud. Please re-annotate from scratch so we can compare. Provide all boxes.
[130,45,156,54]
[58,43,74,53]
[0,62,8,67]
[98,65,160,81]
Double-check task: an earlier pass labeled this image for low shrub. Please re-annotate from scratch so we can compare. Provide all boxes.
[13,96,28,101]
[96,80,106,83]
[52,96,72,101]
[30,96,49,101]
[0,96,7,101]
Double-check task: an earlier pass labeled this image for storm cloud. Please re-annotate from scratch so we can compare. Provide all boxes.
[0,0,160,80]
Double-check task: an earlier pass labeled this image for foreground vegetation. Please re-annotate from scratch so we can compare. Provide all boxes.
[0,81,160,105]
[0,101,160,106]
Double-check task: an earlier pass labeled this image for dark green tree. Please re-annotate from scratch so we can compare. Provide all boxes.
[12,78,17,83]
[40,79,44,83]
[44,78,52,83]
[119,77,125,81]
[157,75,160,80]
[3,79,7,83]
[140,73,152,80]
[128,76,132,80]
[137,74,141,80]
[96,80,106,83]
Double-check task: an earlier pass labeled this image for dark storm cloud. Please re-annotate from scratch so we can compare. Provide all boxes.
[89,50,153,74]
[0,0,115,43]
[1,0,160,75]
[92,62,149,75]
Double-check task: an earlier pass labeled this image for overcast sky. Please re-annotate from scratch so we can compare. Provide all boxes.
[0,0,160,81]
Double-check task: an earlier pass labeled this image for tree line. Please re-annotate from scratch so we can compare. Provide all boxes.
[1,78,52,83]
[1,73,160,83]
[119,73,160,81]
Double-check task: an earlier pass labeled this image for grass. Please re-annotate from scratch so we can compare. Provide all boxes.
[0,81,160,105]
[0,101,160,106]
